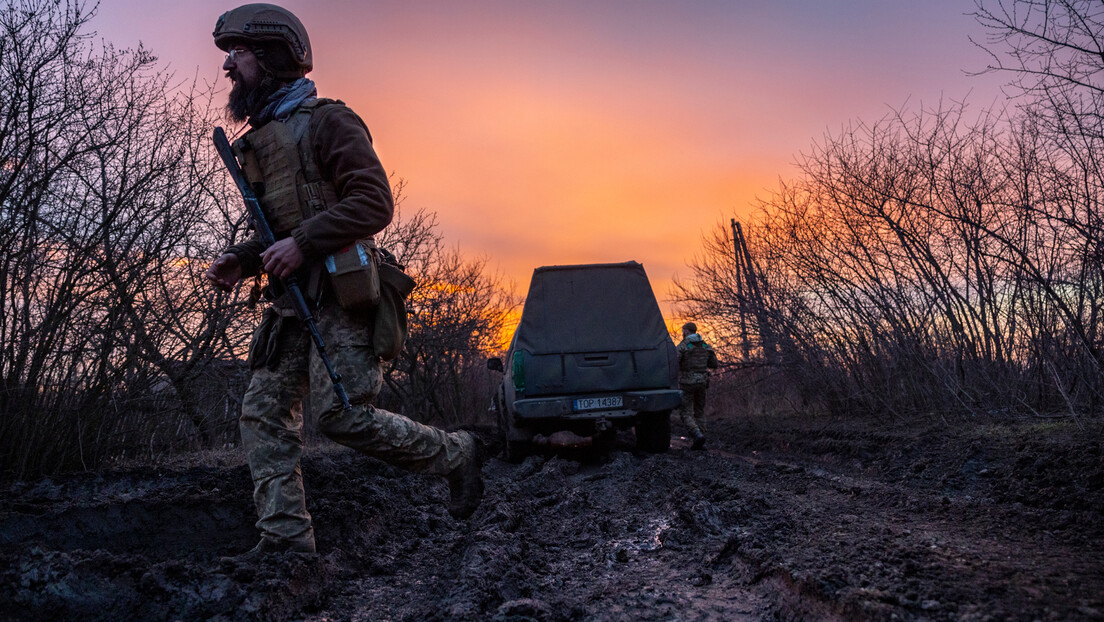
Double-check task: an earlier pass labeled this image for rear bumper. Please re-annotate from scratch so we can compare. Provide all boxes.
[511,389,682,421]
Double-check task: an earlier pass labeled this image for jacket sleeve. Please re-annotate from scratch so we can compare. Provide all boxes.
[707,348,719,369]
[224,230,266,278]
[290,104,394,260]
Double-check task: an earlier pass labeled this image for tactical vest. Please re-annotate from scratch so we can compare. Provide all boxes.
[231,98,343,235]
[681,343,713,373]
[231,98,381,311]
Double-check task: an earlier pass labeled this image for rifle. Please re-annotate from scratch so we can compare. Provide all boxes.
[213,126,353,411]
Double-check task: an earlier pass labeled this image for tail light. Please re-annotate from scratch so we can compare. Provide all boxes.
[512,350,526,393]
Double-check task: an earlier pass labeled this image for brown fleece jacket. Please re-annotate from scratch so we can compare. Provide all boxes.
[226,102,393,278]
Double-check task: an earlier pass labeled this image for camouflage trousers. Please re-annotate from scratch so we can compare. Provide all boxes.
[240,304,471,546]
[678,382,708,437]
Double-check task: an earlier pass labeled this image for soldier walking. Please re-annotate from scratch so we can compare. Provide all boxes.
[205,3,483,556]
[676,322,718,450]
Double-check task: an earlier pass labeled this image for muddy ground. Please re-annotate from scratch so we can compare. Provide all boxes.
[1,411,1102,621]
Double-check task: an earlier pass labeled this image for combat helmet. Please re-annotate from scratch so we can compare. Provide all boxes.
[213,3,312,77]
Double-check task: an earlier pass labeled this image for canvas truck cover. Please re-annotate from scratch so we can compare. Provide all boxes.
[511,262,678,396]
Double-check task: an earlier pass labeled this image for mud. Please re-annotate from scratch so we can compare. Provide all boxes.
[1,413,1102,621]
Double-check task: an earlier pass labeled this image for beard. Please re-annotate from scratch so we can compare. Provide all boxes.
[225,74,282,123]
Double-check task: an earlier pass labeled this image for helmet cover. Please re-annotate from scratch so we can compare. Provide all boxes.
[214,3,312,74]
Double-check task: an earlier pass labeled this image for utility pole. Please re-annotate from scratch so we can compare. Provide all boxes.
[731,219,750,360]
[731,219,774,362]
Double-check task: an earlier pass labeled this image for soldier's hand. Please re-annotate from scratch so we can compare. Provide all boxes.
[261,237,304,279]
[206,253,242,292]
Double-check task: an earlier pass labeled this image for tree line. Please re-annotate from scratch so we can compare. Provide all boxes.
[7,0,1095,477]
[675,0,1104,421]
[0,0,513,476]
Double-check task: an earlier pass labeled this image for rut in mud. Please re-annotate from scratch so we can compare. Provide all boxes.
[1,413,1102,621]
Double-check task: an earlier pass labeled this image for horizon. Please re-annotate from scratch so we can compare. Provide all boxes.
[91,0,1010,321]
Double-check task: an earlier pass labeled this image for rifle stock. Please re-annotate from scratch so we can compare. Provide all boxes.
[213,126,353,410]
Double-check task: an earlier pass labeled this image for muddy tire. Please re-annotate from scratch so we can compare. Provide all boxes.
[635,411,671,453]
[495,390,529,463]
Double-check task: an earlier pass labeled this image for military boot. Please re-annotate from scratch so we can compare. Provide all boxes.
[446,432,485,519]
[691,430,706,450]
[227,535,316,562]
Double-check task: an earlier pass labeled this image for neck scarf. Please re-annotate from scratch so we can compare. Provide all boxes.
[251,78,318,126]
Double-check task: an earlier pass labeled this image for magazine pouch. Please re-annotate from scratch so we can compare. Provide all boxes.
[325,241,380,312]
[373,260,417,360]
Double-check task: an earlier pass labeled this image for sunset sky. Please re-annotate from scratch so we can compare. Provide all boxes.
[93,0,1009,318]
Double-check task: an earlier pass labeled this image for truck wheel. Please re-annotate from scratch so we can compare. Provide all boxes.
[496,394,529,463]
[635,411,671,453]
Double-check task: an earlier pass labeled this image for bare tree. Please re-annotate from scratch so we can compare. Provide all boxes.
[375,204,517,426]
[0,0,255,475]
[674,2,1104,421]
[972,0,1104,406]
[676,100,1104,419]
[0,1,524,476]
[972,0,1104,139]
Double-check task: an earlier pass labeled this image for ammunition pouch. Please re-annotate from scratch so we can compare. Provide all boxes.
[232,98,342,237]
[234,122,312,234]
[373,260,417,361]
[248,309,293,370]
[325,240,380,312]
[684,346,713,374]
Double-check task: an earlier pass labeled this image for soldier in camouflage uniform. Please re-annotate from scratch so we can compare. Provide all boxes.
[676,322,719,450]
[205,3,483,556]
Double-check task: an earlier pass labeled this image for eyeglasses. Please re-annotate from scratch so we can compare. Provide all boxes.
[224,47,252,63]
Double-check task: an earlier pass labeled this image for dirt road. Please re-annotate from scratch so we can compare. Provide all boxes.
[1,413,1101,620]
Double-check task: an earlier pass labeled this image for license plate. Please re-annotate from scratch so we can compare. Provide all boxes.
[573,396,623,411]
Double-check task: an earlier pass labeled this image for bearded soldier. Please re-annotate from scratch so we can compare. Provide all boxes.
[676,322,719,450]
[205,3,483,556]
